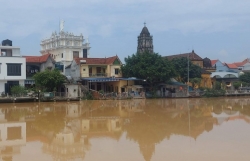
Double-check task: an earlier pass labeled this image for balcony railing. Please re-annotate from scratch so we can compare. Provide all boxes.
[81,73,114,77]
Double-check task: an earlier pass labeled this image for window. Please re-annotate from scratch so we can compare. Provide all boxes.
[61,53,63,58]
[7,63,21,76]
[7,127,22,140]
[115,68,119,75]
[73,51,79,58]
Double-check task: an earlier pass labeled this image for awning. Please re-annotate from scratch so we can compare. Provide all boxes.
[81,77,120,82]
[119,77,143,81]
[123,85,144,88]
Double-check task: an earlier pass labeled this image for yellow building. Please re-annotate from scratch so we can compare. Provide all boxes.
[164,50,216,89]
[66,56,144,95]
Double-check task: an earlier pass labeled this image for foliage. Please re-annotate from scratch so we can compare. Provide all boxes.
[121,52,176,87]
[11,85,27,96]
[190,77,201,88]
[239,72,250,84]
[83,91,93,100]
[233,81,242,89]
[214,81,222,90]
[170,57,202,83]
[33,69,66,92]
[203,88,225,97]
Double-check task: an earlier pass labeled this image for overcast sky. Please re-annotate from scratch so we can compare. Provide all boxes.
[1,0,250,63]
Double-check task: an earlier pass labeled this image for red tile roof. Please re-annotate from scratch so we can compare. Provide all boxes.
[164,50,203,61]
[234,58,249,67]
[225,63,238,69]
[75,55,121,65]
[211,60,218,66]
[24,53,54,63]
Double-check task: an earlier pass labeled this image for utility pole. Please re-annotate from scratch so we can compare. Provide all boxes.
[187,53,189,97]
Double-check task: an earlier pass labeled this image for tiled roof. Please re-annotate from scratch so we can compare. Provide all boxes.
[234,58,249,67]
[225,63,238,69]
[75,55,121,65]
[164,50,203,61]
[211,60,218,66]
[24,53,53,63]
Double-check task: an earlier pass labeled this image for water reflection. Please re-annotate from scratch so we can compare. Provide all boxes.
[0,97,250,161]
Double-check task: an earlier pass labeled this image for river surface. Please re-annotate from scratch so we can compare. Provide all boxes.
[0,97,250,161]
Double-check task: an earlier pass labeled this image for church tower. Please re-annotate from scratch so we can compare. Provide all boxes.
[137,23,153,53]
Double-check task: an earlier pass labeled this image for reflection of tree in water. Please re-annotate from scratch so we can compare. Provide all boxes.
[124,109,168,161]
[124,105,216,161]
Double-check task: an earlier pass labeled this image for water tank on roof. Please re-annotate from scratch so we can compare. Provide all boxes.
[2,39,12,46]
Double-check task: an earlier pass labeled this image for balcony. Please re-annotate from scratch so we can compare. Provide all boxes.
[81,73,113,78]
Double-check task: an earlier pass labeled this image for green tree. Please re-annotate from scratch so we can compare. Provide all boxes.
[239,72,250,85]
[233,81,242,89]
[169,57,202,83]
[214,81,222,90]
[33,69,66,92]
[121,52,176,87]
[190,77,201,88]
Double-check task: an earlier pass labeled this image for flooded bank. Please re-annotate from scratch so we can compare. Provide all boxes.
[0,97,250,161]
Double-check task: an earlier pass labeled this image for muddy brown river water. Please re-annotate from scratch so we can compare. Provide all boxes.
[0,97,250,161]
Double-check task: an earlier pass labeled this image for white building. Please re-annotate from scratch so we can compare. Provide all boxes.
[0,40,26,95]
[40,21,90,68]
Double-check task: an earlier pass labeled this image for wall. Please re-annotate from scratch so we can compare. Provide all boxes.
[192,60,203,68]
[110,65,122,77]
[0,57,26,93]
[70,61,80,80]
[214,61,228,72]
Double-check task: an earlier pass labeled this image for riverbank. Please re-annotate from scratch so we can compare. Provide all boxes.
[0,97,81,103]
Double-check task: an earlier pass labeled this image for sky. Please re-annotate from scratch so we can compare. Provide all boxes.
[1,0,250,63]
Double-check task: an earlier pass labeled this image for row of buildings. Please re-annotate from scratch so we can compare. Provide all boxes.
[0,21,249,97]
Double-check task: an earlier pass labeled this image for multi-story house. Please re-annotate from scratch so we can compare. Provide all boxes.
[0,40,26,95]
[65,55,134,94]
[23,53,55,87]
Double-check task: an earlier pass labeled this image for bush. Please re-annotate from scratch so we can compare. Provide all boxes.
[83,91,93,100]
[203,88,225,97]
[11,85,27,97]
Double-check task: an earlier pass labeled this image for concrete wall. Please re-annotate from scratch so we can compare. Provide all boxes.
[0,57,26,93]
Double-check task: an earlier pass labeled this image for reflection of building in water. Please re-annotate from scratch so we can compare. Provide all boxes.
[65,103,83,118]
[82,117,122,134]
[212,105,250,125]
[0,109,26,161]
[43,125,88,161]
[118,100,145,118]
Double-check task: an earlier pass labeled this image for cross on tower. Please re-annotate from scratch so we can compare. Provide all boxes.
[144,22,146,27]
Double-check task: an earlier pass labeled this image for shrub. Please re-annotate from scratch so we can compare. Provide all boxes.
[11,85,27,97]
[203,88,225,97]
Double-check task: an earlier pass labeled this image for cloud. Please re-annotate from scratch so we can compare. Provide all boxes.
[1,0,250,63]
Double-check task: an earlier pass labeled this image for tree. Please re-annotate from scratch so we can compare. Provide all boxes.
[170,57,202,83]
[239,72,250,86]
[33,69,66,92]
[233,81,242,89]
[121,52,176,87]
[190,78,201,88]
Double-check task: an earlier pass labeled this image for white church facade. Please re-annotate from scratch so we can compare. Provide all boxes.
[40,20,91,67]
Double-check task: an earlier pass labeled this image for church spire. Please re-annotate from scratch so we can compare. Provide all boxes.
[137,23,154,54]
